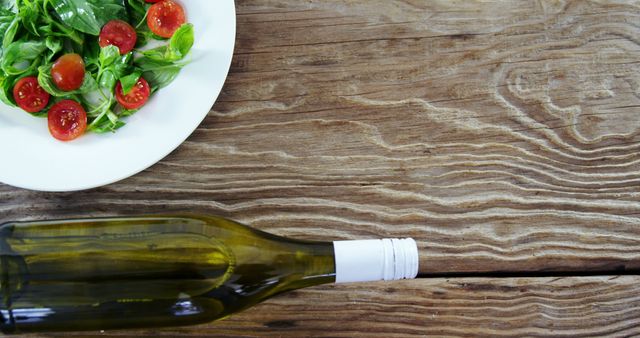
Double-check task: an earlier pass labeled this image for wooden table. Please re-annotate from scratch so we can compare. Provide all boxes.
[3,0,640,336]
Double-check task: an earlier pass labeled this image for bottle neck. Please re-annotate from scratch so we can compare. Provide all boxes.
[278,237,419,291]
[282,241,336,291]
[333,238,419,283]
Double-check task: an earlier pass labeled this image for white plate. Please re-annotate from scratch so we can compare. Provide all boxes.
[0,0,236,192]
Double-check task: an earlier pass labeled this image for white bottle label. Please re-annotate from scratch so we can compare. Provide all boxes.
[333,238,419,283]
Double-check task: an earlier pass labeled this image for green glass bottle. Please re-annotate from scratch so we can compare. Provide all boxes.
[0,214,418,333]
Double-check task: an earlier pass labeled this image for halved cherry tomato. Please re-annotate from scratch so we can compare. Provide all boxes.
[115,77,151,110]
[51,53,85,92]
[13,77,50,113]
[48,100,87,141]
[99,20,137,55]
[147,0,186,38]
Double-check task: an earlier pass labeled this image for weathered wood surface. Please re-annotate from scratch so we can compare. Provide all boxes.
[24,277,640,337]
[3,0,640,336]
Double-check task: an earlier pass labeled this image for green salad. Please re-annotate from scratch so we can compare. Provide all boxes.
[0,0,193,141]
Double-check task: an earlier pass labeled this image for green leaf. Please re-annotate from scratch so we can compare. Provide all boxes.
[119,107,137,117]
[135,56,182,91]
[0,9,15,57]
[45,36,61,52]
[119,70,140,95]
[37,63,97,96]
[82,39,100,70]
[1,40,47,75]
[0,74,17,106]
[113,52,132,76]
[1,0,15,11]
[98,69,116,90]
[95,46,132,91]
[139,45,164,61]
[126,0,153,47]
[168,23,194,60]
[98,44,119,67]
[50,0,127,35]
[143,67,179,92]
[80,89,112,117]
[44,36,62,61]
[126,0,147,26]
[106,109,118,123]
[85,94,123,133]
[39,13,85,45]
[31,110,47,117]
[141,23,194,62]
[88,117,124,133]
[134,24,193,91]
[0,8,15,33]
[1,13,19,51]
[82,46,133,130]
[17,0,42,36]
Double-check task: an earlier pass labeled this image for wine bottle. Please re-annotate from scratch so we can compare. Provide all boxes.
[0,214,418,333]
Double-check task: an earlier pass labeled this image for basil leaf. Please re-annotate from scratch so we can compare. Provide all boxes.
[44,36,62,61]
[113,52,132,77]
[99,69,116,90]
[168,23,194,60]
[0,9,16,57]
[95,46,132,91]
[50,0,128,35]
[88,117,124,133]
[45,36,61,52]
[135,56,182,91]
[120,107,137,117]
[106,109,118,123]
[37,9,85,45]
[1,13,19,51]
[84,93,122,133]
[1,0,15,11]
[0,8,14,34]
[17,0,41,36]
[141,23,194,62]
[1,40,47,75]
[134,23,193,91]
[0,74,17,106]
[83,39,101,70]
[99,44,119,67]
[126,0,147,26]
[81,87,111,116]
[119,71,140,95]
[143,66,179,92]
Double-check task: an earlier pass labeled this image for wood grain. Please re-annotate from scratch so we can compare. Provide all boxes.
[2,0,640,336]
[3,0,640,274]
[22,276,640,337]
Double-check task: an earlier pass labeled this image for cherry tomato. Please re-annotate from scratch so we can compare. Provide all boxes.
[51,53,85,92]
[99,20,137,55]
[147,0,186,38]
[48,100,87,141]
[115,77,151,110]
[12,76,50,113]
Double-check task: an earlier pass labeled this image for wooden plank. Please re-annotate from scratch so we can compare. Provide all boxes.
[2,0,640,336]
[2,1,640,274]
[22,276,640,337]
